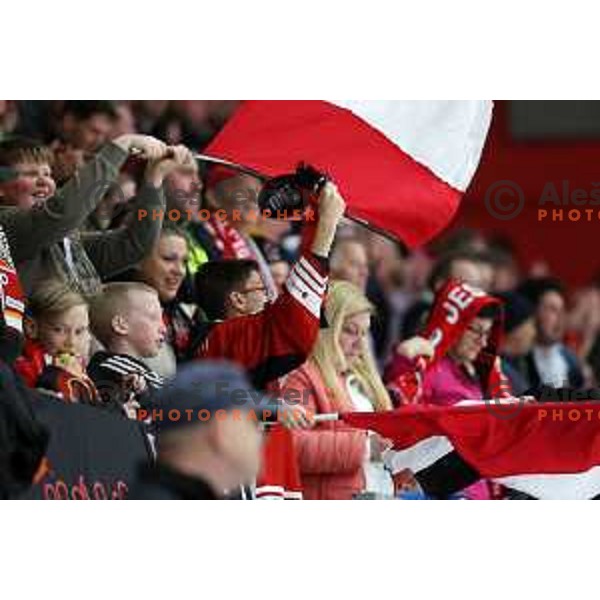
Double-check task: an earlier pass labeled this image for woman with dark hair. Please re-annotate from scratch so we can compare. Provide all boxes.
[128,223,195,377]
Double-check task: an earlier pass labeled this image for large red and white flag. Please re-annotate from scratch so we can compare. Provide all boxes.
[343,403,600,499]
[206,100,493,247]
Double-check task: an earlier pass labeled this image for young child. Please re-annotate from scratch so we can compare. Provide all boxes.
[87,282,167,419]
[15,280,100,404]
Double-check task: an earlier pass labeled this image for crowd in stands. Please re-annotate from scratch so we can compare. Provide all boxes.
[1,100,599,499]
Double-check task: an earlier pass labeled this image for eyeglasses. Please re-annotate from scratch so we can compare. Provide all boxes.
[238,285,267,295]
[466,324,492,341]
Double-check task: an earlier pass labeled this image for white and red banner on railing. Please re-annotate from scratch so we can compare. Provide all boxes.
[344,403,600,500]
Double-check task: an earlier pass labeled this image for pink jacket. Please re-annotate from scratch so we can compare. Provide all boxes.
[282,360,368,500]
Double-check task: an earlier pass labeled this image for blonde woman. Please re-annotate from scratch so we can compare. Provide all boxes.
[282,280,393,500]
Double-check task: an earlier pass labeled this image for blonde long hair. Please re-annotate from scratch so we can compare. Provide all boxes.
[311,280,392,412]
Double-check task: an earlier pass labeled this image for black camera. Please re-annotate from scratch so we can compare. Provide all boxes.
[257,163,328,216]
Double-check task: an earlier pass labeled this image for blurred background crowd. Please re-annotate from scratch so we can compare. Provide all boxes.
[2,99,600,499]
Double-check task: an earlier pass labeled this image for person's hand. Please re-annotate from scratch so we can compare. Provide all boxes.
[395,336,435,360]
[310,182,347,257]
[53,353,85,377]
[113,134,169,161]
[392,468,421,495]
[144,144,196,187]
[123,373,148,396]
[123,397,141,420]
[316,182,346,225]
[369,433,393,462]
[278,403,315,430]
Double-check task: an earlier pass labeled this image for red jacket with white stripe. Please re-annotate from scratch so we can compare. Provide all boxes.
[194,253,329,390]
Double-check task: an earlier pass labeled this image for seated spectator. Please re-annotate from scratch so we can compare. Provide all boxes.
[15,280,99,404]
[282,281,393,500]
[130,362,264,500]
[518,277,584,389]
[127,224,193,377]
[0,134,187,297]
[496,291,537,395]
[385,280,512,499]
[331,236,391,360]
[88,282,167,418]
[188,182,346,391]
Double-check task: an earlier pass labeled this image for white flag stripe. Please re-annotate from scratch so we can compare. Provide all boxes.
[384,435,455,475]
[495,467,600,500]
[331,100,493,192]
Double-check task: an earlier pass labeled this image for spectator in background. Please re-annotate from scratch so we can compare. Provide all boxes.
[126,224,194,377]
[330,238,370,291]
[269,259,290,296]
[400,249,488,340]
[162,156,212,299]
[202,166,277,299]
[0,135,188,297]
[518,278,584,389]
[565,286,600,387]
[282,280,393,500]
[15,281,100,404]
[51,101,119,184]
[496,291,536,395]
[0,101,19,141]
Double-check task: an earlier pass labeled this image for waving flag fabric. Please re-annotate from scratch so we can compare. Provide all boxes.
[343,403,600,499]
[206,100,493,247]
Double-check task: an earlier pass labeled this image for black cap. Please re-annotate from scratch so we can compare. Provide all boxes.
[152,361,274,432]
[496,291,535,333]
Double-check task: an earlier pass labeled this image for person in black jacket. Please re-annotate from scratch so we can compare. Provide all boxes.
[130,362,264,500]
[518,278,584,390]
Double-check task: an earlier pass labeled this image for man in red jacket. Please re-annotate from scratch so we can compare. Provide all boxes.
[191,182,346,394]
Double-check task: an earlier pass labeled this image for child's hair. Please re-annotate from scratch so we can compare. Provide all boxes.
[0,136,54,169]
[62,100,118,122]
[27,280,87,321]
[89,282,158,346]
[195,259,260,320]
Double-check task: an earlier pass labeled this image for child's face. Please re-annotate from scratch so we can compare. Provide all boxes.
[124,292,167,358]
[36,304,91,361]
[0,161,56,209]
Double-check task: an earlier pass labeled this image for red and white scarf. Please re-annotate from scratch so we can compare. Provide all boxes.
[389,279,510,404]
